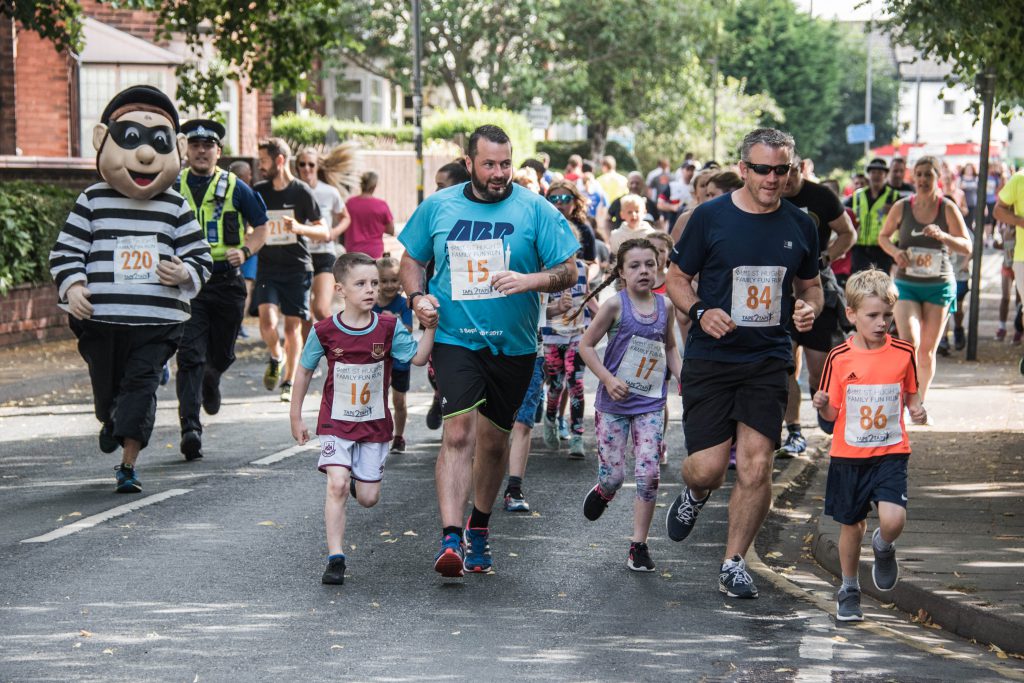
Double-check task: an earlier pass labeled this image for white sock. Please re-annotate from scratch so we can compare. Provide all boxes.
[842,575,860,590]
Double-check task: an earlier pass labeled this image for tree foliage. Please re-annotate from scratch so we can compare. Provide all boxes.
[1,1,84,53]
[880,0,1024,118]
[719,0,843,160]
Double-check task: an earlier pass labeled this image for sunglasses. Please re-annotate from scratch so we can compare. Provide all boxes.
[107,120,175,154]
[297,161,317,168]
[548,194,573,204]
[744,162,792,176]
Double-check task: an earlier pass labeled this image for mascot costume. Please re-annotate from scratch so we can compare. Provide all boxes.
[49,85,212,493]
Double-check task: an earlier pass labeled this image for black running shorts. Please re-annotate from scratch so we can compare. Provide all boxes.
[825,454,909,525]
[681,356,790,453]
[431,342,537,432]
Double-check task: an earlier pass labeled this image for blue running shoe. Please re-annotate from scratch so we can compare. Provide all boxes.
[557,416,570,440]
[433,532,465,578]
[114,464,141,494]
[463,525,492,573]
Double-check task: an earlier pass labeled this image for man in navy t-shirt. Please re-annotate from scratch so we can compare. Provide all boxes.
[664,128,823,600]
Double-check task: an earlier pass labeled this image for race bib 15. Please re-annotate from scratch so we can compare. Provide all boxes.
[449,239,505,301]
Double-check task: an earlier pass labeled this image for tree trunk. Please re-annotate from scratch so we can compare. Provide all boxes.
[588,121,609,164]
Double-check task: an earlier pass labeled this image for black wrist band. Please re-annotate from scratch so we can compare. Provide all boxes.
[408,291,424,308]
[241,246,252,259]
[688,301,704,322]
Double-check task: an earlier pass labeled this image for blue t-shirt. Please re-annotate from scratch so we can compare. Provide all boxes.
[671,193,819,363]
[399,182,580,355]
[299,313,417,370]
[373,295,413,370]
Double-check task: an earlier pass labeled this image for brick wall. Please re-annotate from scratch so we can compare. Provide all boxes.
[80,0,162,43]
[0,18,16,155]
[13,30,73,157]
[0,284,72,347]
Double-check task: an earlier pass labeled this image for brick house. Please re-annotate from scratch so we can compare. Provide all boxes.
[0,0,272,159]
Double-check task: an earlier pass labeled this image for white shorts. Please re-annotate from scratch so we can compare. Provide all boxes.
[317,435,390,482]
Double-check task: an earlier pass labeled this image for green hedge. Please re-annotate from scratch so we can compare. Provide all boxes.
[423,108,535,163]
[272,113,415,148]
[0,182,78,295]
[536,140,639,173]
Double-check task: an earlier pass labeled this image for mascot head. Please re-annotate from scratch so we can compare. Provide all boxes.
[92,85,186,200]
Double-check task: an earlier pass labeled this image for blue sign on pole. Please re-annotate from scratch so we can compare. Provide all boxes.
[846,123,876,145]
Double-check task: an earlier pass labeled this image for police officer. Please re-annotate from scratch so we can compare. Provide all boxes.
[850,158,901,275]
[175,119,269,461]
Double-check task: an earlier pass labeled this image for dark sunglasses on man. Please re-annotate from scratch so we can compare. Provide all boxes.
[744,162,792,176]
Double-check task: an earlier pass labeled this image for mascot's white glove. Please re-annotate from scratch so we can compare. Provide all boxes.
[157,256,191,286]
[66,283,94,320]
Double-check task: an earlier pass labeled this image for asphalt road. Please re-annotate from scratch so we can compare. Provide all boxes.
[1,351,1019,682]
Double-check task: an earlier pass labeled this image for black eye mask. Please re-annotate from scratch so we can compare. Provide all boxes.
[107,120,175,154]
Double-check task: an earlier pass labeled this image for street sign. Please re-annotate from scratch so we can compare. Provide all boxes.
[846,123,875,145]
[527,103,552,130]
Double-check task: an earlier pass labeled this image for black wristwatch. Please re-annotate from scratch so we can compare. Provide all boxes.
[408,291,425,308]
[241,245,252,260]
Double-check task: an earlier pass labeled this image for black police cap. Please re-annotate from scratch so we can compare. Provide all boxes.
[182,119,226,145]
[100,85,180,132]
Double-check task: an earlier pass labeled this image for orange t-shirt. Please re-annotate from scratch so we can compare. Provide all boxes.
[819,335,918,459]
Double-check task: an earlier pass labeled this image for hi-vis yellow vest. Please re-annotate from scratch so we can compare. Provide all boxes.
[178,168,240,262]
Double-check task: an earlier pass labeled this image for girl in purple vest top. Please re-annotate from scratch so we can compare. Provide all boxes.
[574,239,682,572]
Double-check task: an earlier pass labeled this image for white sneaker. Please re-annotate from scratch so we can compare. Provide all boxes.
[568,434,584,459]
[543,418,559,449]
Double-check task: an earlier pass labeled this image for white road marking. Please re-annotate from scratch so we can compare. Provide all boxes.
[250,442,319,466]
[21,489,191,543]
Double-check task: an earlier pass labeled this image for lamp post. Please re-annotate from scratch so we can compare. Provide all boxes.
[413,0,424,205]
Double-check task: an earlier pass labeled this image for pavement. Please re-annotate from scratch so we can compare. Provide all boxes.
[1,250,1022,661]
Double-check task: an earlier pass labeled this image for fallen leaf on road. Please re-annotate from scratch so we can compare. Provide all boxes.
[990,644,1008,659]
[102,648,114,655]
[383,538,398,544]
[402,530,417,536]
[73,642,82,649]
[166,444,173,449]
[509,553,518,557]
[331,644,344,650]
[557,593,567,598]
[661,572,673,578]
[68,512,82,518]
[774,669,793,673]
[451,631,461,635]
[350,545,357,550]
[370,602,380,608]
[765,551,783,559]
[79,630,93,638]
[531,512,541,517]
[655,503,666,508]
[832,636,848,643]
[257,521,277,526]
[812,496,824,501]
[589,543,599,548]
[380,530,392,536]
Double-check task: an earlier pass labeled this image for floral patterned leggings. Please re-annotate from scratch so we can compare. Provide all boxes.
[544,341,585,435]
[595,409,663,502]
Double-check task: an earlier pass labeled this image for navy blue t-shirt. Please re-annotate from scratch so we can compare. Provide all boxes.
[185,173,268,227]
[671,192,819,363]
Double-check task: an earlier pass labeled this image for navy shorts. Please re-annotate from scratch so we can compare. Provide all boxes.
[254,271,312,318]
[391,367,410,393]
[825,454,909,525]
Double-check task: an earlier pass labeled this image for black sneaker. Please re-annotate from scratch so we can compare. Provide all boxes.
[836,586,864,622]
[627,542,656,572]
[98,422,118,454]
[871,528,899,591]
[181,430,203,461]
[114,464,141,494]
[201,371,221,415]
[322,556,346,585]
[425,397,442,430]
[666,489,709,541]
[583,484,613,521]
[719,555,758,599]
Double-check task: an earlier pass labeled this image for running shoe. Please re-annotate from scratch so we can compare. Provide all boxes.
[995,328,1007,342]
[627,542,656,572]
[425,397,442,430]
[279,381,292,403]
[1013,330,1023,346]
[558,416,570,440]
[202,372,221,415]
[542,417,559,449]
[778,430,806,458]
[392,435,406,453]
[433,532,465,578]
[98,422,118,454]
[463,525,492,573]
[263,356,282,390]
[180,429,203,461]
[504,490,530,512]
[160,363,170,386]
[937,335,950,357]
[954,326,967,350]
[836,586,864,622]
[583,483,613,521]
[238,326,249,339]
[871,528,899,591]
[321,556,346,585]
[665,488,709,541]
[114,464,141,494]
[719,555,758,598]
[568,434,584,459]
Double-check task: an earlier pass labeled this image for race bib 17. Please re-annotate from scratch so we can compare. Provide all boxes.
[614,335,666,398]
[731,265,786,327]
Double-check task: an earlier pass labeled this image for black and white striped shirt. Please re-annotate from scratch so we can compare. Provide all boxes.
[49,183,212,325]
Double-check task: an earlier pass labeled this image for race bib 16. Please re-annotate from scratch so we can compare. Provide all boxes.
[332,362,386,422]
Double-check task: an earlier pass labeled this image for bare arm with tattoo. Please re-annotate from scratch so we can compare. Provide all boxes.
[490,258,578,295]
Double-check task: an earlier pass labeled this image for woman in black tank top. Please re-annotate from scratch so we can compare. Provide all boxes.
[878,156,972,404]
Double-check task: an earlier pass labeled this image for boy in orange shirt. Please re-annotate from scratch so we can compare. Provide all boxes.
[813,268,927,622]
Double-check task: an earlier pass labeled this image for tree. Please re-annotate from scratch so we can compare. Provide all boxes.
[3,1,363,115]
[335,0,558,112]
[719,0,843,160]
[880,0,1024,118]
[816,31,900,174]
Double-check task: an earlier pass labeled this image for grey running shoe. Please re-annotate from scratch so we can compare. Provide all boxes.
[836,586,864,622]
[543,417,559,449]
[568,434,584,459]
[665,489,709,541]
[872,527,899,591]
[777,430,806,458]
[719,555,758,599]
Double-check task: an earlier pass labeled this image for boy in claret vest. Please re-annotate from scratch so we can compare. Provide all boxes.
[290,253,435,585]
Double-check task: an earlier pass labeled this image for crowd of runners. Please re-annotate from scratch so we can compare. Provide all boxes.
[49,84,1024,625]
